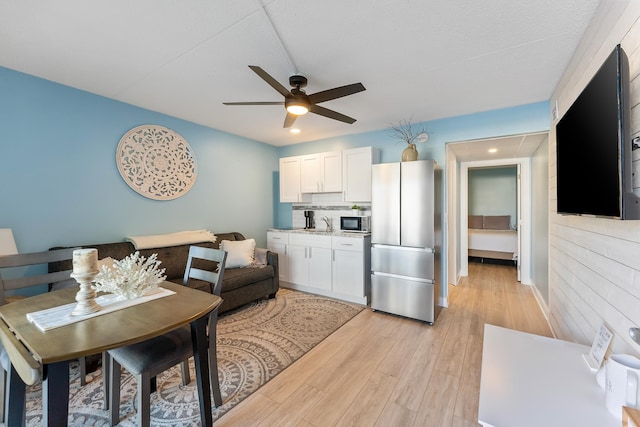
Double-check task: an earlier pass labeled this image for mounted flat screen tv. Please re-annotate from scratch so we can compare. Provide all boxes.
[556,44,639,219]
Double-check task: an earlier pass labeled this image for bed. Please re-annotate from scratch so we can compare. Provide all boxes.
[468,215,518,262]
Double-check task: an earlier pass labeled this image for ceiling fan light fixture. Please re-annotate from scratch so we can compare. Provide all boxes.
[225,66,365,125]
[286,102,309,115]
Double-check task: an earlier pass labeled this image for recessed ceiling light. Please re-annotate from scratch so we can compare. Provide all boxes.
[488,148,498,153]
[290,128,301,134]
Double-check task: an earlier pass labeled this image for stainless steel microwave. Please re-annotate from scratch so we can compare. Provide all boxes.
[340,216,371,232]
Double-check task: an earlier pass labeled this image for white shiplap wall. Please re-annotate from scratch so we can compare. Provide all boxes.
[549,0,640,355]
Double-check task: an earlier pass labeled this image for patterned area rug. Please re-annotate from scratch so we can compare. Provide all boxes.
[25,289,363,426]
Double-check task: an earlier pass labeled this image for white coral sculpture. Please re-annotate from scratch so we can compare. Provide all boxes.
[94,252,166,300]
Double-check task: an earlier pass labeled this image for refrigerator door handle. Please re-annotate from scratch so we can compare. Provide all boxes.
[371,243,434,254]
[371,271,434,284]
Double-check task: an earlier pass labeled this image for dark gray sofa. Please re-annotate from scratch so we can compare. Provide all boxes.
[49,232,279,314]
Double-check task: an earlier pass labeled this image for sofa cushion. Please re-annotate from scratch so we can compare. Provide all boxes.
[139,243,207,280]
[170,277,211,293]
[221,266,275,293]
[210,232,243,249]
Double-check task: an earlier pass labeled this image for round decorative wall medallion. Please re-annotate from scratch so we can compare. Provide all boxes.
[116,125,197,200]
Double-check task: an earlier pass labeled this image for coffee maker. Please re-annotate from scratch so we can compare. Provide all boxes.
[304,210,314,229]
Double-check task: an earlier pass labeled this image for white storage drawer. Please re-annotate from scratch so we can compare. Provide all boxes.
[267,231,289,244]
[289,233,332,248]
[332,236,364,252]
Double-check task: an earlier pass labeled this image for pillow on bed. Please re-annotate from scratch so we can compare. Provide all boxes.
[483,215,511,230]
[468,215,484,229]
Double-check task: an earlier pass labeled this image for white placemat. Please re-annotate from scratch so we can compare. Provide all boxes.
[26,287,176,332]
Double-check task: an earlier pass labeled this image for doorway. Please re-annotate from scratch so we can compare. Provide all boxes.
[446,132,548,288]
[467,165,520,274]
[461,158,530,283]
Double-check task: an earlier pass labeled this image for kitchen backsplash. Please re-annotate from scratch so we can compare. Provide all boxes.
[292,204,371,231]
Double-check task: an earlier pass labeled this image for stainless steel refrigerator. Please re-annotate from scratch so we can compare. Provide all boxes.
[370,160,442,323]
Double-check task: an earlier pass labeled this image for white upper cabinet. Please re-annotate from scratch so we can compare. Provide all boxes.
[300,151,342,193]
[279,156,301,202]
[321,151,343,192]
[279,147,377,201]
[300,154,321,193]
[343,147,379,202]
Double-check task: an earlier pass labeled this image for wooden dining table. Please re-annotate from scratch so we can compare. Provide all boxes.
[0,281,222,426]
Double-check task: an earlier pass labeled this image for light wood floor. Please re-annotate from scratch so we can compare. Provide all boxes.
[214,261,552,427]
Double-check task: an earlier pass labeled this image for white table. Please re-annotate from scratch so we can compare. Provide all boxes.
[478,324,618,427]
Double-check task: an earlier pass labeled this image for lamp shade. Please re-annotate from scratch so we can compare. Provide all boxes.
[0,229,18,256]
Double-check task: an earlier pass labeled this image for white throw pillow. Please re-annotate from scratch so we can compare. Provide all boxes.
[220,239,256,268]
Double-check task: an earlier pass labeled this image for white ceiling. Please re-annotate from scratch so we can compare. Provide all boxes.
[448,132,549,163]
[0,0,599,147]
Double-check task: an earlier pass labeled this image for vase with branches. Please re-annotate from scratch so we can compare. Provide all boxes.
[388,119,429,162]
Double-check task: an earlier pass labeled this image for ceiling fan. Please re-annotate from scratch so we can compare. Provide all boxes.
[223,65,366,128]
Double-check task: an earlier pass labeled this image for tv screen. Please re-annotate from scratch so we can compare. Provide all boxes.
[555,44,638,219]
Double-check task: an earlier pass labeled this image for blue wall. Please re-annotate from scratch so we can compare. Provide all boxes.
[0,67,279,251]
[274,102,550,228]
[469,166,518,227]
[1,65,550,259]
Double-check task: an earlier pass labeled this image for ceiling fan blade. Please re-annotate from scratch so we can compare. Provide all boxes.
[309,104,357,124]
[223,101,284,105]
[248,65,291,97]
[307,83,366,104]
[283,113,298,128]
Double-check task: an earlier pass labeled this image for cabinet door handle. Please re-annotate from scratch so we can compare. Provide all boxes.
[340,243,353,246]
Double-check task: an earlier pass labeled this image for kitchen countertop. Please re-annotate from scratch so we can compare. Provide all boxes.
[268,228,371,238]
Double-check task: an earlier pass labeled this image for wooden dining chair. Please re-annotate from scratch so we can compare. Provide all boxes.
[107,246,227,427]
[0,247,78,424]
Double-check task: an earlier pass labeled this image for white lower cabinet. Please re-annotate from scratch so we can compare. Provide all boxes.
[287,234,332,291]
[268,230,370,305]
[332,235,371,304]
[308,246,333,290]
[267,231,289,282]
